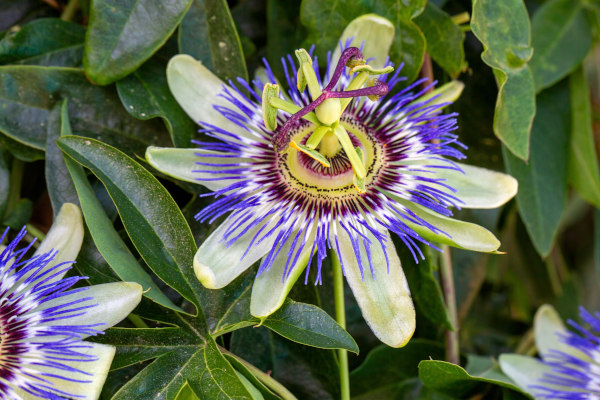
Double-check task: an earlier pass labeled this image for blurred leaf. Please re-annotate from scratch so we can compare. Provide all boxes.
[418,360,531,398]
[58,136,202,310]
[0,146,9,220]
[266,0,305,77]
[299,0,426,82]
[503,80,569,256]
[2,198,32,229]
[567,67,600,207]
[0,133,44,162]
[350,339,445,397]
[178,0,249,82]
[84,0,193,85]
[262,299,359,353]
[116,57,196,148]
[0,66,170,154]
[596,209,600,280]
[471,0,536,160]
[414,3,466,78]
[0,0,39,31]
[96,328,253,399]
[530,0,593,91]
[45,100,80,216]
[353,377,454,400]
[0,18,84,67]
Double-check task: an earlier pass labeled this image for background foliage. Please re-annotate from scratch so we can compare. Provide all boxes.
[0,0,599,398]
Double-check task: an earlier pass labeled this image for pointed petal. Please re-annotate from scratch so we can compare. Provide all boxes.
[335,223,415,347]
[167,54,250,137]
[329,14,395,74]
[250,226,316,318]
[17,342,116,400]
[145,147,251,191]
[394,198,501,252]
[499,354,553,396]
[533,304,584,361]
[194,214,278,289]
[38,282,142,337]
[34,203,84,282]
[436,162,518,209]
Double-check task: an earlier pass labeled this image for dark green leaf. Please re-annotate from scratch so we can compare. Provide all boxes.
[0,18,84,67]
[353,377,454,400]
[262,299,359,353]
[57,136,202,310]
[299,0,426,82]
[178,0,248,82]
[350,339,445,397]
[567,67,600,207]
[266,0,305,77]
[0,146,9,220]
[45,100,80,216]
[174,382,200,400]
[117,57,196,148]
[530,0,593,91]
[223,354,281,400]
[418,360,530,398]
[0,66,170,154]
[0,133,44,162]
[2,198,32,229]
[471,0,536,160]
[414,3,466,78]
[0,0,39,31]
[75,232,121,285]
[503,80,570,256]
[84,0,193,85]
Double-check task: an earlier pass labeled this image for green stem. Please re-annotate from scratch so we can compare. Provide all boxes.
[219,346,298,400]
[332,252,350,400]
[60,0,79,21]
[25,224,46,241]
[440,245,460,365]
[128,314,148,328]
[5,158,24,218]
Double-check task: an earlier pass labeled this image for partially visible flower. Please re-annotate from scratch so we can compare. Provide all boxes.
[0,203,142,400]
[147,15,517,347]
[500,305,600,399]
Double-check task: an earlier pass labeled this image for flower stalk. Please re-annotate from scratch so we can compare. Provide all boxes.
[332,252,350,400]
[440,244,460,365]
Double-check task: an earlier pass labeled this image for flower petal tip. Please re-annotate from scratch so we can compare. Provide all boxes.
[193,258,219,289]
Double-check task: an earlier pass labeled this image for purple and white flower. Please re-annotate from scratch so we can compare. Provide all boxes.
[146,15,517,347]
[0,203,142,399]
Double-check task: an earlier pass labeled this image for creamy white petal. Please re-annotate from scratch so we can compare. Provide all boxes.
[335,223,415,348]
[146,146,252,191]
[499,354,553,398]
[194,214,278,289]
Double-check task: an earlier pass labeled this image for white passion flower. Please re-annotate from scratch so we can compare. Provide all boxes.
[0,203,142,399]
[146,15,517,347]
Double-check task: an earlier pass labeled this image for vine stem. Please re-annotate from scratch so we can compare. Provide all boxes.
[440,244,460,364]
[60,0,79,21]
[332,252,350,400]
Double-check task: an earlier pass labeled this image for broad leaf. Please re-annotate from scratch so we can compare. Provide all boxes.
[84,0,193,85]
[0,65,170,153]
[503,80,569,257]
[178,0,248,82]
[471,0,536,160]
[530,0,593,91]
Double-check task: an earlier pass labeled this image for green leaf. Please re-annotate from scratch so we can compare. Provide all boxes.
[262,299,359,353]
[471,0,536,160]
[0,146,9,220]
[0,133,44,162]
[223,354,281,400]
[0,65,170,153]
[567,66,600,207]
[2,198,32,229]
[503,80,569,257]
[178,0,248,82]
[45,100,80,215]
[299,0,426,82]
[175,382,200,400]
[84,0,193,85]
[414,3,466,78]
[116,57,196,148]
[530,0,593,92]
[0,18,85,67]
[419,360,531,398]
[266,0,306,77]
[57,136,202,310]
[350,339,445,397]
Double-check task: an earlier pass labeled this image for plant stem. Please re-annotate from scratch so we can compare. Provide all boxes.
[25,223,46,241]
[60,0,79,21]
[5,158,24,219]
[128,314,148,328]
[332,252,350,400]
[440,245,460,365]
[219,346,298,400]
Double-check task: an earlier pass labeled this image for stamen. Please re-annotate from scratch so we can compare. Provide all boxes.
[290,140,331,168]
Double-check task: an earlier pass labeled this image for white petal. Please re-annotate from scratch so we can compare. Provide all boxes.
[435,162,518,209]
[533,304,586,361]
[145,146,252,191]
[329,14,395,76]
[17,342,116,400]
[334,223,415,347]
[38,282,142,337]
[34,203,84,282]
[194,214,278,289]
[499,354,554,398]
[167,54,251,138]
[250,226,316,318]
